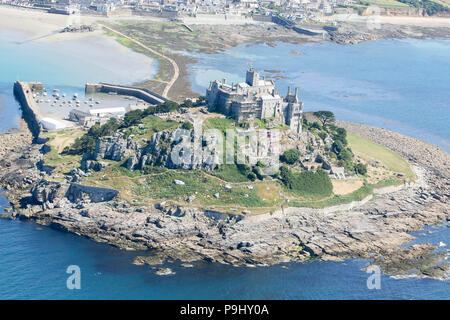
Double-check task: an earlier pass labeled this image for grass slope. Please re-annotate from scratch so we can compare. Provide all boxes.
[347,133,415,181]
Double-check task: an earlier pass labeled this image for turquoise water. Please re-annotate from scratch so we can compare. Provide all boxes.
[0,28,157,133]
[189,39,450,151]
[0,33,449,299]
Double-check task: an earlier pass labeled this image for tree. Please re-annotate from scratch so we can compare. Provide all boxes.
[281,149,301,165]
[355,163,367,175]
[332,140,344,155]
[123,109,143,127]
[333,127,347,146]
[279,165,294,188]
[181,99,193,108]
[313,111,335,127]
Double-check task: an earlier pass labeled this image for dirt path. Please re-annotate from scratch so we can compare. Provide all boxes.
[99,24,180,99]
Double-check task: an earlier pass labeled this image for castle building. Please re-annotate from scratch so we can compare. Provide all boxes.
[206,68,303,134]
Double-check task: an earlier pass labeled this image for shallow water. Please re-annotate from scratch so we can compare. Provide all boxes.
[0,28,157,133]
[0,33,448,299]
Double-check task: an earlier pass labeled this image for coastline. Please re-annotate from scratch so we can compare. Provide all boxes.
[0,5,449,279]
[1,5,450,103]
[0,118,448,279]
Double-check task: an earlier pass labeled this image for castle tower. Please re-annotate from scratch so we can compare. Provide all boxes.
[246,68,259,86]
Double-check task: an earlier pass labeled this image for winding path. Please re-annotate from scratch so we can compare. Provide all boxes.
[99,24,180,99]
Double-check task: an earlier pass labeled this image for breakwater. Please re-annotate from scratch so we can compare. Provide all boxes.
[13,81,43,142]
[85,83,167,105]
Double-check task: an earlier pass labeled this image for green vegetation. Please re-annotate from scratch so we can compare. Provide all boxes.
[66,101,181,154]
[181,121,193,130]
[371,179,404,189]
[355,163,368,175]
[180,96,206,108]
[313,111,335,127]
[210,164,252,183]
[203,117,236,133]
[122,115,180,142]
[355,0,448,13]
[347,133,415,180]
[397,0,449,14]
[134,170,266,207]
[290,184,373,208]
[358,0,409,8]
[281,149,301,165]
[66,117,120,154]
[280,166,333,198]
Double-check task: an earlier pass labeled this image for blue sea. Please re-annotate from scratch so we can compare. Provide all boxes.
[189,39,450,151]
[0,31,449,299]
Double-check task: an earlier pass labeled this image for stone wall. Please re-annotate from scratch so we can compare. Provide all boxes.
[13,81,43,142]
[85,83,167,105]
[66,183,119,203]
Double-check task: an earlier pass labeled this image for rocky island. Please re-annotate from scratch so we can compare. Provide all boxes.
[0,66,448,281]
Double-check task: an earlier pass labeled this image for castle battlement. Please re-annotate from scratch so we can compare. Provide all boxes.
[206,68,303,134]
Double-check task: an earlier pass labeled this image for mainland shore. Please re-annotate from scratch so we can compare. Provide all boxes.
[1,5,450,103]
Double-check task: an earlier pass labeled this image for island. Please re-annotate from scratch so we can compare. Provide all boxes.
[0,67,448,280]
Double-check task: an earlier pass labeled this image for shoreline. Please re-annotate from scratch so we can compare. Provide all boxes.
[0,118,448,278]
[0,5,448,278]
[2,5,449,103]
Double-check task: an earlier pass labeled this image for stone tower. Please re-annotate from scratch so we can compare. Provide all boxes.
[246,68,259,86]
[284,87,303,135]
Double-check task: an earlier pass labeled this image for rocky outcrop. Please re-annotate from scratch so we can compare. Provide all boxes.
[94,134,139,161]
[31,180,68,209]
[91,128,220,171]
[1,121,448,277]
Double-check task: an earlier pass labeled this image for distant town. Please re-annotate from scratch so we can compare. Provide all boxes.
[2,0,449,25]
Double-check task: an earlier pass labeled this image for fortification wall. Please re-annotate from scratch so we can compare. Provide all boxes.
[85,83,167,105]
[13,81,43,142]
[66,183,119,203]
[252,14,273,22]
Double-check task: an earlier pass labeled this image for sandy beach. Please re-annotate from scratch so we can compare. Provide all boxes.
[0,6,158,84]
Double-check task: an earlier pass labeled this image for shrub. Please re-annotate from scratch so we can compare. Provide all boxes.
[181,121,193,130]
[355,163,367,175]
[281,149,301,164]
[122,109,144,127]
[252,166,264,180]
[247,172,257,181]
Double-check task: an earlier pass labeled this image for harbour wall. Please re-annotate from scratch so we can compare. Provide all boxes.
[13,81,43,142]
[85,83,167,105]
